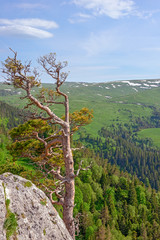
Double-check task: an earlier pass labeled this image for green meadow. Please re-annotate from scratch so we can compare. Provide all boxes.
[0,80,160,137]
[138,128,160,148]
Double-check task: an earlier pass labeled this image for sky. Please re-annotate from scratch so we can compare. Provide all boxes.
[1,0,160,83]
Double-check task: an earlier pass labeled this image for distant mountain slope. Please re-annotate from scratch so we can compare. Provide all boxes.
[0,79,160,136]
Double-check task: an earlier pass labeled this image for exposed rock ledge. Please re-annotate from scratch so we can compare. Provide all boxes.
[0,172,72,240]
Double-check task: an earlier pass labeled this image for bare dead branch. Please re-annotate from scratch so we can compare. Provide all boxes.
[74,160,92,177]
[47,136,62,148]
[45,100,65,105]
[72,146,85,151]
[29,114,52,121]
[41,184,64,206]
[24,102,34,109]
[48,168,65,182]
[32,132,46,145]
[45,129,62,141]
[74,213,82,236]
[27,93,67,126]
[20,95,28,100]
[50,197,64,206]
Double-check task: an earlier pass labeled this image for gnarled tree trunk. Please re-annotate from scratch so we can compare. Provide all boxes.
[62,118,75,238]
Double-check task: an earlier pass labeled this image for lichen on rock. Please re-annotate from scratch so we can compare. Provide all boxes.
[0,173,72,240]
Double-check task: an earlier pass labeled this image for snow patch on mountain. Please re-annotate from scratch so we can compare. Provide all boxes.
[122,81,141,86]
[132,88,138,92]
[105,96,112,99]
[111,84,116,88]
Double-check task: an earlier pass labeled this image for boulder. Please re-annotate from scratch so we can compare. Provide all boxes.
[0,172,73,240]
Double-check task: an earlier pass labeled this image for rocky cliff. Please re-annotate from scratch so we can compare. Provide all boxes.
[0,172,73,240]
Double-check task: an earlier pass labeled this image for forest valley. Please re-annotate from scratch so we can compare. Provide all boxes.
[1,100,160,240]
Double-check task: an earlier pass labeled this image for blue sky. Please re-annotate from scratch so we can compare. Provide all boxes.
[1,0,160,82]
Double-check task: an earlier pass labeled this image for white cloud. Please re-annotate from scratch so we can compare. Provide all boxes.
[82,30,122,55]
[0,25,53,39]
[77,13,92,19]
[0,18,58,38]
[72,0,136,19]
[0,19,58,29]
[134,9,160,19]
[16,3,46,9]
[69,12,92,23]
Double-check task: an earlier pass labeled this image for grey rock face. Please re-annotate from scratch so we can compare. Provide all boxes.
[0,172,72,240]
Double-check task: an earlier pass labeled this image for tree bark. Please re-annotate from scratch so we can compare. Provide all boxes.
[62,125,75,239]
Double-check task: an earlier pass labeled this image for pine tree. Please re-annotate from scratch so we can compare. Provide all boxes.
[2,50,93,239]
